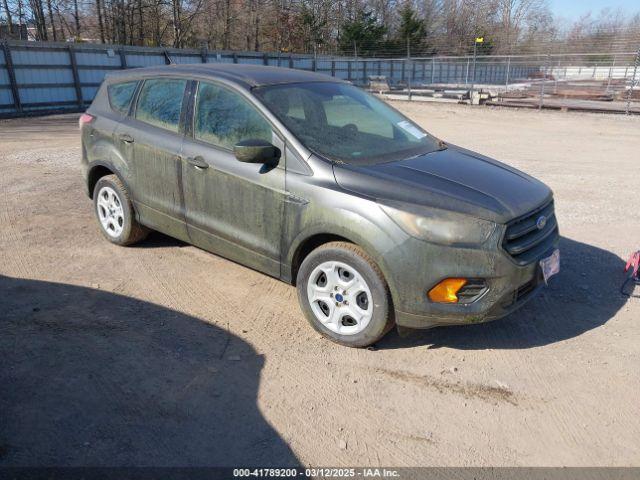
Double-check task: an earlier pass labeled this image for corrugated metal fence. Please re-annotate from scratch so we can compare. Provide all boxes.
[0,40,542,117]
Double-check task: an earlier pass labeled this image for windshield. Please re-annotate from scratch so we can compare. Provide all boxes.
[254,82,443,164]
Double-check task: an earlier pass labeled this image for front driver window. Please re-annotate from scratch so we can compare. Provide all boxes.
[194,82,272,149]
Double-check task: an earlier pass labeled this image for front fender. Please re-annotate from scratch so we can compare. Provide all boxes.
[283,201,407,309]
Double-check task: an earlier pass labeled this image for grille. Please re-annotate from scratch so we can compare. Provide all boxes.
[503,275,541,308]
[502,200,559,265]
[515,277,537,301]
[456,279,488,304]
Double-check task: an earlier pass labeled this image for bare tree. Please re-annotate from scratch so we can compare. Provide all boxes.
[2,0,14,35]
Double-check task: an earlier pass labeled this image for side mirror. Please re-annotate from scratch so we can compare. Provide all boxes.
[234,139,280,164]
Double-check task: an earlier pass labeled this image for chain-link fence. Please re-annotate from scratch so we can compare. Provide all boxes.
[373,50,640,115]
[1,39,639,117]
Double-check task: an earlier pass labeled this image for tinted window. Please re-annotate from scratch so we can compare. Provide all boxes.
[254,82,443,165]
[135,78,187,132]
[107,81,138,115]
[194,82,271,149]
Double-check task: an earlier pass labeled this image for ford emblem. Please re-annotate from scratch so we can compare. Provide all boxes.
[536,215,547,230]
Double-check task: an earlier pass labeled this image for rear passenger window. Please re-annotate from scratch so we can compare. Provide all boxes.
[135,78,187,133]
[108,81,138,115]
[194,82,272,149]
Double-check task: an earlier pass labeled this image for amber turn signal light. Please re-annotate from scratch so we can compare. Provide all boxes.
[428,278,468,303]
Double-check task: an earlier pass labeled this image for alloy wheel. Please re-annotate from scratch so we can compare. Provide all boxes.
[306,260,373,335]
[96,186,125,238]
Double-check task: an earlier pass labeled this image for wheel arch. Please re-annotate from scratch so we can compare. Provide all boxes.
[289,233,352,285]
[285,226,396,297]
[87,161,131,200]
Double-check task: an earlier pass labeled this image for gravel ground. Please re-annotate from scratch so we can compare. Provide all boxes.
[1,103,639,467]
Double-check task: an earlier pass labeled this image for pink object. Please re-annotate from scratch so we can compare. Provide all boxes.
[625,251,640,278]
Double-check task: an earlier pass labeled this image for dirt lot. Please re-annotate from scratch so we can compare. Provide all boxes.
[1,103,639,467]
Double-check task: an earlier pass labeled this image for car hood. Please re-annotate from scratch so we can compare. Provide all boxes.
[332,145,553,224]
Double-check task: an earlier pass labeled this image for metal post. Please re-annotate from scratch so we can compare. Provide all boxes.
[68,45,83,108]
[119,48,127,68]
[363,60,367,86]
[201,46,208,63]
[406,37,411,101]
[470,41,477,103]
[431,58,435,84]
[465,57,469,85]
[505,55,511,92]
[606,54,616,93]
[331,59,335,77]
[539,53,550,110]
[312,44,316,71]
[626,46,640,115]
[2,41,22,113]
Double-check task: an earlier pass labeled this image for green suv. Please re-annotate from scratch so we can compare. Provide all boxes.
[80,64,560,347]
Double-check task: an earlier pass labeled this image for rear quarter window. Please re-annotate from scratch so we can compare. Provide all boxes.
[135,78,187,133]
[107,81,138,115]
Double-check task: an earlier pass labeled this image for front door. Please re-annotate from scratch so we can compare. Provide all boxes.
[180,80,286,277]
[120,77,190,241]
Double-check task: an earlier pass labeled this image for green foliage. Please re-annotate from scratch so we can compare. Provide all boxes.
[397,3,426,44]
[300,3,328,48]
[339,10,387,56]
[381,3,432,57]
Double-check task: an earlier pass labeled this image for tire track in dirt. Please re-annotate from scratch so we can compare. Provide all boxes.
[0,149,84,280]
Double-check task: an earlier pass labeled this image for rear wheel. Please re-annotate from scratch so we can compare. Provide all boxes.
[296,241,393,347]
[93,175,149,246]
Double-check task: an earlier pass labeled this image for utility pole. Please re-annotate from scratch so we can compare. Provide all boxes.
[470,36,483,104]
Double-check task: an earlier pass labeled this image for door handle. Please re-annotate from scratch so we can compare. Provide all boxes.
[119,133,134,143]
[187,156,209,170]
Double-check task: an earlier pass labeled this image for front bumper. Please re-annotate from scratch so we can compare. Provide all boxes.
[383,234,559,329]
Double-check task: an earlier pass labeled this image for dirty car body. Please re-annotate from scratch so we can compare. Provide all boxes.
[81,64,560,345]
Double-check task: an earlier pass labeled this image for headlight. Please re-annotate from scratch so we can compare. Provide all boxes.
[380,203,498,246]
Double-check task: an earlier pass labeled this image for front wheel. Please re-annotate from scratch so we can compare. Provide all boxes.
[296,241,394,347]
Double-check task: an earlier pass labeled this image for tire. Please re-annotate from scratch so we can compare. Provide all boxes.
[296,241,394,347]
[93,174,149,246]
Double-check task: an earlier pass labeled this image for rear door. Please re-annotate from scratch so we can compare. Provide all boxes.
[114,77,190,241]
[180,80,286,276]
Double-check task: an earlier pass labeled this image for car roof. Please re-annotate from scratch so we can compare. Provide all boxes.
[106,63,346,89]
